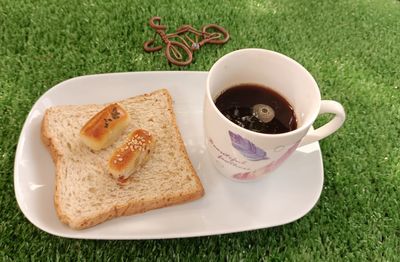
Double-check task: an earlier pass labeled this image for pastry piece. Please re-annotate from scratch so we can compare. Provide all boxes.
[109,129,155,185]
[80,103,129,150]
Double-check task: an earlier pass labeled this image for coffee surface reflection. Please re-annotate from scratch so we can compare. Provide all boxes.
[215,84,297,134]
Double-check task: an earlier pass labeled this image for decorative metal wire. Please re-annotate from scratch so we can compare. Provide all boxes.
[144,17,230,66]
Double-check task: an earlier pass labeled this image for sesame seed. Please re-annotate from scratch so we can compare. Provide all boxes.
[118,157,123,161]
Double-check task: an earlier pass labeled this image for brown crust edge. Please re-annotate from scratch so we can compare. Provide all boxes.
[161,88,205,196]
[41,89,205,230]
[41,109,74,227]
[74,189,204,229]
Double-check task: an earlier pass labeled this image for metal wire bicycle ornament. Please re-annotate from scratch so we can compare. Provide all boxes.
[144,17,230,66]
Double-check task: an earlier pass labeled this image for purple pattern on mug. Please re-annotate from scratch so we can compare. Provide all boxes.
[232,172,257,180]
[233,140,301,180]
[228,131,267,161]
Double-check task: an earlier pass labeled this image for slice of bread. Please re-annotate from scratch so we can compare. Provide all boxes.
[41,89,204,229]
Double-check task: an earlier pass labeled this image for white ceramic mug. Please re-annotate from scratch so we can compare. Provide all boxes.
[204,49,345,181]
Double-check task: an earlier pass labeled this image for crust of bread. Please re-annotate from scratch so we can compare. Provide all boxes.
[162,89,204,202]
[68,189,203,229]
[41,89,204,229]
[41,110,71,227]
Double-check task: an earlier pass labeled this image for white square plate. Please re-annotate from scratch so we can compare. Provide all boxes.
[14,72,323,239]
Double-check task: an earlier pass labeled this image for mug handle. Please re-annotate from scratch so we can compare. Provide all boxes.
[299,100,346,147]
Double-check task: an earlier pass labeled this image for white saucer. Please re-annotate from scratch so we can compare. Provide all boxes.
[14,72,324,239]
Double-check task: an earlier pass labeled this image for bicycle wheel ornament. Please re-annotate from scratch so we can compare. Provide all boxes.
[202,24,230,44]
[143,39,163,52]
[165,41,193,66]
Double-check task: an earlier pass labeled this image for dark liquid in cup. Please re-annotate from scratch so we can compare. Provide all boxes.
[215,84,297,134]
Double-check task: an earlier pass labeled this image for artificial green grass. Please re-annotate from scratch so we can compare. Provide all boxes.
[1,0,399,260]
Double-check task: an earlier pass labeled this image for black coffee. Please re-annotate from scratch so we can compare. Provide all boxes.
[215,84,297,134]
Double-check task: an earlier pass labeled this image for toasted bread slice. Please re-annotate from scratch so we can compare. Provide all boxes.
[41,89,204,229]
